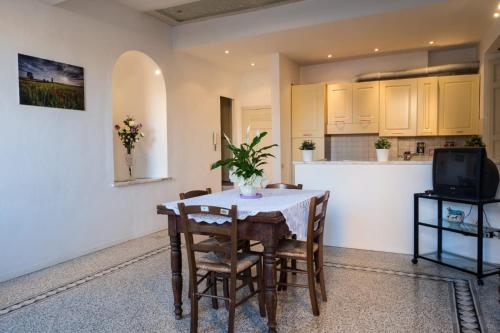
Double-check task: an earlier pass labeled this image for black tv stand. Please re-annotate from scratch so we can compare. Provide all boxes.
[413,193,500,285]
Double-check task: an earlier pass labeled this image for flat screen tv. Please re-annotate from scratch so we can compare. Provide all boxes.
[433,148,499,199]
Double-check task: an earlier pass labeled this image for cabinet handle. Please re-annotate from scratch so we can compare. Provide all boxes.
[359,119,371,123]
[334,121,345,123]
[391,132,404,135]
[303,133,312,137]
[455,130,464,133]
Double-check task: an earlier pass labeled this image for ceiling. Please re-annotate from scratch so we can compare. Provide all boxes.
[176,0,496,71]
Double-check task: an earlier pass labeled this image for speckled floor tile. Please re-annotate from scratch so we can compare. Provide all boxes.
[0,231,498,333]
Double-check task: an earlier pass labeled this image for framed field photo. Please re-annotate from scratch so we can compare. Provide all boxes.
[18,54,85,111]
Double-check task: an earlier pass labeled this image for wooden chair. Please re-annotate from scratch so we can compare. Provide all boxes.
[178,203,265,333]
[179,188,254,304]
[265,183,303,273]
[179,188,212,200]
[275,191,330,316]
[265,183,303,190]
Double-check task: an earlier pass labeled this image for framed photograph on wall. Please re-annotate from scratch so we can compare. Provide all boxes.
[18,54,85,111]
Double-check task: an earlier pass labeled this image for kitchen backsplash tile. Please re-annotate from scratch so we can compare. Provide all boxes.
[326,135,471,161]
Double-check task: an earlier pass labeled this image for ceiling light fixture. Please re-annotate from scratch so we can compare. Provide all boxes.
[250,62,256,67]
[155,69,161,76]
[498,3,500,10]
[429,41,435,45]
[495,12,500,18]
[224,50,230,54]
[327,54,333,58]
[374,48,380,52]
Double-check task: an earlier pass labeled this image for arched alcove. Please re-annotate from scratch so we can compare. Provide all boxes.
[112,51,167,181]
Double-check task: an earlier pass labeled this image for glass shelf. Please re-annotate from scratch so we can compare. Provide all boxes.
[418,219,500,238]
[419,251,500,276]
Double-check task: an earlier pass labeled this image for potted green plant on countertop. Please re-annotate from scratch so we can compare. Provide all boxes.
[374,137,391,162]
[299,140,316,162]
[465,135,486,148]
[211,131,277,197]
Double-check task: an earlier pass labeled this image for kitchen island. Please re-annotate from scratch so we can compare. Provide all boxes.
[294,160,500,264]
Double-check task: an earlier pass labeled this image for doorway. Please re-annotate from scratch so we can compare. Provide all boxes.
[220,97,233,187]
[241,106,273,182]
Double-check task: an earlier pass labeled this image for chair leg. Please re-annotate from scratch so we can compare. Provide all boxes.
[291,234,297,275]
[228,274,237,333]
[307,258,320,316]
[210,272,218,309]
[244,268,255,293]
[317,247,327,302]
[314,251,320,283]
[278,258,287,291]
[223,276,230,310]
[190,285,199,333]
[256,261,266,318]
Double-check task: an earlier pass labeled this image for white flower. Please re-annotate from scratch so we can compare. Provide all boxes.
[128,120,135,126]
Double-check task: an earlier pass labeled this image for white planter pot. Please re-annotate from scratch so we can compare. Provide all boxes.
[239,184,257,196]
[376,149,390,162]
[302,150,314,162]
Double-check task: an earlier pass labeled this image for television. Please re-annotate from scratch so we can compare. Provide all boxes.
[432,148,499,199]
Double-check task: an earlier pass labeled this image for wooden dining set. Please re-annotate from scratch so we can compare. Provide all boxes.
[156,184,330,333]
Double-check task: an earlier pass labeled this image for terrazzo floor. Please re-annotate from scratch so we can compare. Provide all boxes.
[0,230,498,333]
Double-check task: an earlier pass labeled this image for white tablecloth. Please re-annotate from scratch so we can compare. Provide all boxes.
[163,189,326,240]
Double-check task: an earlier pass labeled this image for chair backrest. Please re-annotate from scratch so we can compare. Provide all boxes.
[179,188,212,200]
[178,203,239,280]
[265,183,303,190]
[306,191,330,252]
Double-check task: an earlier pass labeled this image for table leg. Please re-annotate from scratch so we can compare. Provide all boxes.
[170,233,183,319]
[263,243,278,333]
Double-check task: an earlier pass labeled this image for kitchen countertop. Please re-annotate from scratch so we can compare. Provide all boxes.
[293,160,433,165]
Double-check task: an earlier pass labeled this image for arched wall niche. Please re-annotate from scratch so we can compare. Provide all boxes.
[112,50,168,181]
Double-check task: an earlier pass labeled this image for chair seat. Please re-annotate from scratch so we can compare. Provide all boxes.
[196,237,248,251]
[276,239,318,259]
[197,252,260,274]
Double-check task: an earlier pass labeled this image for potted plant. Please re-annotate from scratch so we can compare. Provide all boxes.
[211,131,277,197]
[299,140,316,162]
[114,116,145,180]
[374,137,391,162]
[465,135,486,148]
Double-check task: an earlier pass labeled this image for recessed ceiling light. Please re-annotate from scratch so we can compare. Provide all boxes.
[327,54,333,58]
[155,69,161,76]
[250,62,255,66]
[374,48,380,52]
[498,3,500,10]
[495,12,500,18]
[429,41,435,45]
[224,50,230,54]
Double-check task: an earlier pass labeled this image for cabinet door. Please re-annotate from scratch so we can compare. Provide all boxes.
[292,84,326,138]
[327,83,352,134]
[352,81,379,133]
[292,137,325,161]
[379,79,417,136]
[417,77,438,136]
[438,75,479,136]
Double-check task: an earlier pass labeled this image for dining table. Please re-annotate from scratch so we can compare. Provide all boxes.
[157,188,326,333]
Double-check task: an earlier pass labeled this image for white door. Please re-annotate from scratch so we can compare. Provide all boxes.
[241,107,273,182]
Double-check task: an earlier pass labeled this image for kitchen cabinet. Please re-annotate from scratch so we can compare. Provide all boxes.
[379,78,417,136]
[292,137,325,162]
[438,74,479,136]
[417,77,438,136]
[327,81,379,134]
[292,83,326,138]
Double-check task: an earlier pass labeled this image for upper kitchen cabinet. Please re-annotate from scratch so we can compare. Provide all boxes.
[417,77,438,136]
[352,81,379,133]
[292,83,326,138]
[326,81,379,134]
[326,83,352,134]
[438,74,479,136]
[379,78,417,136]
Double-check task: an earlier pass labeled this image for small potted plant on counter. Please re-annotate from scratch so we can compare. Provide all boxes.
[299,140,316,162]
[465,135,486,148]
[374,137,391,162]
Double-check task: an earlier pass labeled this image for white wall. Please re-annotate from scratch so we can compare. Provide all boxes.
[112,50,168,180]
[271,53,300,183]
[0,0,241,282]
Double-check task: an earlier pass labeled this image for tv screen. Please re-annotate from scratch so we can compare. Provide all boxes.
[433,148,499,199]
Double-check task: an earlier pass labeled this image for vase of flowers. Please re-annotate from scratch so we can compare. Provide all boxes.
[374,137,391,162]
[115,116,145,180]
[211,129,277,198]
[299,140,316,162]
